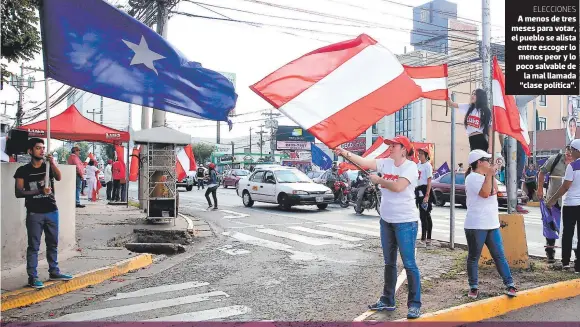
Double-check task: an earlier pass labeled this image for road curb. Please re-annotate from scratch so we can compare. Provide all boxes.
[0,254,153,311]
[394,278,580,322]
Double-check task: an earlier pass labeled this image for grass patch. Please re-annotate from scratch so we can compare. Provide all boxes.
[440,250,467,279]
[128,200,140,208]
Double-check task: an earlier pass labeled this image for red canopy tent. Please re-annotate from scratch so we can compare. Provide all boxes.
[18,104,130,143]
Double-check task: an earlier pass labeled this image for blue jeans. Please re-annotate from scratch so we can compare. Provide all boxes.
[76,175,82,204]
[379,219,421,309]
[464,228,514,289]
[26,211,60,279]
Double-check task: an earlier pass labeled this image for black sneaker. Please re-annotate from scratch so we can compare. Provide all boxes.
[368,298,395,311]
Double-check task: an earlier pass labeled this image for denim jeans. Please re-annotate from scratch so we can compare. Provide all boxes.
[26,211,60,278]
[75,175,82,204]
[464,228,514,289]
[379,219,421,309]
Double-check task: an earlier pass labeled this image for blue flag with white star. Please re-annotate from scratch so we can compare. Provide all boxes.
[39,0,237,124]
[311,143,332,170]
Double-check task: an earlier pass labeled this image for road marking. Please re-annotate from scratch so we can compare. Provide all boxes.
[51,291,228,321]
[223,231,293,251]
[345,222,379,230]
[220,210,250,219]
[105,281,209,301]
[256,228,346,246]
[218,244,251,255]
[146,305,251,321]
[318,224,380,237]
[288,226,365,241]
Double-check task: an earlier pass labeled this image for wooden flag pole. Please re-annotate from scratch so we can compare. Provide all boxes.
[44,78,51,186]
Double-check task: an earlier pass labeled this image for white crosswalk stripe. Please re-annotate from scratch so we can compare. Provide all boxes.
[49,281,251,322]
[288,226,364,241]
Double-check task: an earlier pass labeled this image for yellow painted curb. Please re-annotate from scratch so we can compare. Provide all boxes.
[526,201,540,207]
[395,278,580,322]
[1,254,153,311]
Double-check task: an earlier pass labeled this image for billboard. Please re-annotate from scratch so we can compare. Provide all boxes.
[276,126,315,142]
[215,144,232,154]
[341,137,366,154]
[276,141,311,151]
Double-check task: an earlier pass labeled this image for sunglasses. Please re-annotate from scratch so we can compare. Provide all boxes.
[479,158,492,163]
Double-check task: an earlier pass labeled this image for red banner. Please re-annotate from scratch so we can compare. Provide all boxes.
[129,146,140,182]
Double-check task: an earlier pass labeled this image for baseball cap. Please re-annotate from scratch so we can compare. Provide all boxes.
[570,139,580,151]
[418,146,430,156]
[468,149,492,164]
[384,135,413,151]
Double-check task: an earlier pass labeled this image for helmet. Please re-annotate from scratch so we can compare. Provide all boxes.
[208,163,216,169]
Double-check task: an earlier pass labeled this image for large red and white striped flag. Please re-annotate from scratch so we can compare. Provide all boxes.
[404,64,448,100]
[250,34,424,148]
[176,145,197,181]
[338,137,391,174]
[492,56,531,155]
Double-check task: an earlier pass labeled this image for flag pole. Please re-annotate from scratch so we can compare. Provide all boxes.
[449,83,456,250]
[44,78,51,186]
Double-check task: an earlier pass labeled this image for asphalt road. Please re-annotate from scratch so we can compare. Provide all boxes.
[8,183,575,322]
[491,296,580,321]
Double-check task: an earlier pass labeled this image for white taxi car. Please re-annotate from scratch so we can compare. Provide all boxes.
[237,166,334,210]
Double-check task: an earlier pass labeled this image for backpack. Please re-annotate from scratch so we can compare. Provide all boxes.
[544,153,562,189]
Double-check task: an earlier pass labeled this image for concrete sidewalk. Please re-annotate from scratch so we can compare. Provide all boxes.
[1,198,208,310]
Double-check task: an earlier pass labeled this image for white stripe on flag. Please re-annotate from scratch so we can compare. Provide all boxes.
[365,143,389,159]
[411,77,447,93]
[176,147,190,171]
[279,44,404,130]
[492,79,506,109]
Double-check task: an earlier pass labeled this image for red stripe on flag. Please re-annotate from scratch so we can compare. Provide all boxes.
[403,64,448,78]
[129,146,140,182]
[249,34,377,108]
[176,160,186,181]
[422,89,448,100]
[308,73,422,148]
[184,144,197,171]
[362,137,385,157]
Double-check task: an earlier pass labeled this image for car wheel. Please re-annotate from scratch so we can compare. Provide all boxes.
[242,191,254,207]
[434,191,445,207]
[186,185,193,191]
[317,204,328,210]
[279,194,292,211]
[339,191,349,208]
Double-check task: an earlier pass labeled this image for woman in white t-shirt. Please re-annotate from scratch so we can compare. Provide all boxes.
[85,160,100,202]
[547,139,580,273]
[447,89,492,152]
[415,147,433,246]
[464,150,517,299]
[335,135,421,319]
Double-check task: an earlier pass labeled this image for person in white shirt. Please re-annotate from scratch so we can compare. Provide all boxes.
[416,147,434,246]
[104,159,113,201]
[464,150,517,299]
[447,89,493,152]
[334,135,421,319]
[456,163,465,173]
[547,139,580,273]
[85,160,100,202]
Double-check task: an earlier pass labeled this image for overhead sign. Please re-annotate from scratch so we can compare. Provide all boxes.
[215,144,232,154]
[276,126,315,142]
[341,137,366,153]
[276,141,311,150]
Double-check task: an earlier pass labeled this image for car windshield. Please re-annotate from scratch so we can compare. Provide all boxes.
[275,170,311,183]
[233,169,249,176]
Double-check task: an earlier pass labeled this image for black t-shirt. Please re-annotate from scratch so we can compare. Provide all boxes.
[13,162,58,213]
[197,168,205,177]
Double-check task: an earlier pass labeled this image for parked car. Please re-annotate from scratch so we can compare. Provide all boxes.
[431,172,528,208]
[237,166,334,210]
[177,171,196,191]
[222,169,250,188]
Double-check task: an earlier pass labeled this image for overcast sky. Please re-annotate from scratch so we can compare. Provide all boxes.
[0,0,505,146]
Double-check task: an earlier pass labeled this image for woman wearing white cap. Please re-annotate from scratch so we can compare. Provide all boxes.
[547,139,580,273]
[334,135,422,319]
[464,149,517,299]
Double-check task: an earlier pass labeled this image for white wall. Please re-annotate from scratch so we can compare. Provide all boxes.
[1,163,76,271]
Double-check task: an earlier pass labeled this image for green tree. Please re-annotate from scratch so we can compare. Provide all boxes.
[1,0,41,80]
[101,144,116,163]
[192,143,214,164]
[53,142,90,163]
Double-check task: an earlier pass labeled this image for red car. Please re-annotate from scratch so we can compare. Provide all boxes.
[431,172,528,208]
[222,169,250,188]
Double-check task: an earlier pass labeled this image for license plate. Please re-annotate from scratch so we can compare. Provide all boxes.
[316,197,324,203]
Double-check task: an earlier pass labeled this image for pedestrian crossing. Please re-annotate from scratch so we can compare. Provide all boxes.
[49,281,251,322]
[219,212,555,260]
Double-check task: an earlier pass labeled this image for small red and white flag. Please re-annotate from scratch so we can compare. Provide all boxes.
[404,64,448,100]
[250,34,423,149]
[338,137,391,174]
[176,145,197,181]
[492,56,531,155]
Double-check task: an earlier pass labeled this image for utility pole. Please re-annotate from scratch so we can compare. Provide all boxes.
[151,0,169,128]
[256,125,266,159]
[262,110,281,156]
[217,122,221,144]
[231,141,235,158]
[249,127,253,153]
[87,107,103,153]
[10,63,38,127]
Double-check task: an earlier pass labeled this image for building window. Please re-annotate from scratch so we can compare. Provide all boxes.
[420,8,430,23]
[538,117,547,131]
[372,123,378,134]
[539,95,546,106]
[395,104,412,137]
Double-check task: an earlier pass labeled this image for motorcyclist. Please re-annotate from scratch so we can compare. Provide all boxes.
[353,170,370,214]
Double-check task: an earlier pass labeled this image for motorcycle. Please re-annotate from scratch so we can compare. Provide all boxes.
[352,174,382,215]
[333,180,350,208]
